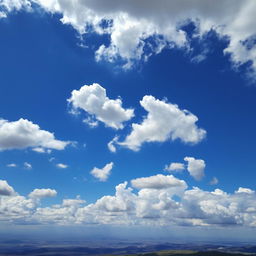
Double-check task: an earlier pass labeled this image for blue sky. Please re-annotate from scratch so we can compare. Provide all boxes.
[1,0,256,242]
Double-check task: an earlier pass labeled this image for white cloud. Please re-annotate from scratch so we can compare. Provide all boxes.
[0,11,7,18]
[131,174,187,191]
[164,162,185,172]
[118,96,206,151]
[209,177,219,185]
[6,163,17,168]
[62,197,86,207]
[0,0,31,14]
[49,157,55,162]
[90,182,136,214]
[0,195,37,223]
[0,180,15,196]
[235,187,255,194]
[184,157,205,181]
[32,147,52,154]
[33,197,86,225]
[2,0,256,74]
[107,136,118,153]
[82,116,99,128]
[29,188,57,199]
[90,162,113,182]
[24,162,32,170]
[68,83,134,129]
[56,163,68,169]
[0,118,70,151]
[30,0,188,69]
[180,186,256,226]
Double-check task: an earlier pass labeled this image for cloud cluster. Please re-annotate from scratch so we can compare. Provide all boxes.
[2,0,256,73]
[68,83,134,129]
[1,176,256,228]
[68,86,205,152]
[117,96,206,151]
[68,86,206,152]
[0,118,70,152]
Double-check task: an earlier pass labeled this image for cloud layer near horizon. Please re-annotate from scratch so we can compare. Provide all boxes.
[1,175,256,227]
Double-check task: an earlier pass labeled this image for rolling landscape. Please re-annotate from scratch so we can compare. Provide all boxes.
[0,241,256,256]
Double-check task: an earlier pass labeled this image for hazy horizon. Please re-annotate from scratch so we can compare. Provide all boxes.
[1,225,256,245]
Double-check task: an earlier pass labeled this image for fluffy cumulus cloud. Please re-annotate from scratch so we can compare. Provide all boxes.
[86,182,136,217]
[0,195,37,223]
[0,118,70,151]
[1,177,256,227]
[2,0,256,73]
[33,198,86,225]
[0,186,57,223]
[184,157,206,181]
[29,188,57,199]
[90,162,113,182]
[117,96,206,151]
[68,83,134,129]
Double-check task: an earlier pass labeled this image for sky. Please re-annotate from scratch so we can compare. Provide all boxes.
[1,0,256,243]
